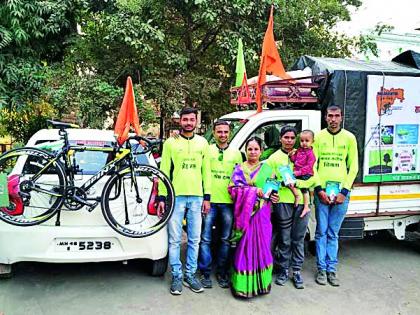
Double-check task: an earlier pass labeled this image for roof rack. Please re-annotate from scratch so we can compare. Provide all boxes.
[230,75,325,107]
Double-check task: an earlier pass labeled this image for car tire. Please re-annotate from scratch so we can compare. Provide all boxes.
[149,256,168,277]
[0,263,13,279]
[304,238,316,257]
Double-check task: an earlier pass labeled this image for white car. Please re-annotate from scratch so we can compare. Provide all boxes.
[0,128,168,278]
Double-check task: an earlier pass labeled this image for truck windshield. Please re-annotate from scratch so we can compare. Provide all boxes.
[204,119,247,144]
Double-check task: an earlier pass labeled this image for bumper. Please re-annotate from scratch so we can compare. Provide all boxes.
[0,223,168,264]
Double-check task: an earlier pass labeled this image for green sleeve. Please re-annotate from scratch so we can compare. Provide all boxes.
[158,140,172,197]
[202,141,211,196]
[343,134,359,190]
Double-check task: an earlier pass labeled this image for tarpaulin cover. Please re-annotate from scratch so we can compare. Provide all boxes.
[292,51,420,182]
[392,50,420,69]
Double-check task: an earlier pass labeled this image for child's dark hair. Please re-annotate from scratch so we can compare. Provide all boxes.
[179,107,198,118]
[301,129,314,139]
[245,136,263,150]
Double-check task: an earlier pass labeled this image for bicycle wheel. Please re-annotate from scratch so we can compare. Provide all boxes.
[101,164,175,238]
[0,148,66,226]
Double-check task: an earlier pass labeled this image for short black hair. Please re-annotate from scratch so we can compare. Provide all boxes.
[280,125,297,138]
[326,105,342,114]
[245,136,263,150]
[179,107,198,118]
[213,119,230,130]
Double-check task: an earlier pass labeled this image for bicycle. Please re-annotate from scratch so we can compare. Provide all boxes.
[0,120,175,238]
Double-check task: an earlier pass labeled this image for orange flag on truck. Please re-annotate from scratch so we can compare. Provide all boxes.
[256,6,291,112]
[114,76,141,146]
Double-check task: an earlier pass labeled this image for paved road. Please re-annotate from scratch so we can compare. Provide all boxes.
[1,234,420,315]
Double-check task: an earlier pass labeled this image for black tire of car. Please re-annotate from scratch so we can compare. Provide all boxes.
[0,147,67,226]
[101,164,175,238]
[149,255,168,277]
[304,237,316,257]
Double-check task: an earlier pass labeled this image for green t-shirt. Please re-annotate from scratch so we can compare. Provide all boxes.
[312,128,359,191]
[266,149,301,204]
[209,144,243,203]
[159,134,211,198]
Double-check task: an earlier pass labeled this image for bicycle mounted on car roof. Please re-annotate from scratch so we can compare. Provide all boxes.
[0,120,175,238]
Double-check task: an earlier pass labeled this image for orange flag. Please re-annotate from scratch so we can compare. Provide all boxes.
[256,6,291,112]
[238,72,251,104]
[114,76,141,146]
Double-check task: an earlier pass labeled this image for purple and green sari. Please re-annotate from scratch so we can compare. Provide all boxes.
[228,163,273,298]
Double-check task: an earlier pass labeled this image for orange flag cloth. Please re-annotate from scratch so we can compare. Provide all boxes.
[114,76,141,146]
[256,6,291,112]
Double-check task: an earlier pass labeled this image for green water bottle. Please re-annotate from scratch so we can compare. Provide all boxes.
[0,173,9,207]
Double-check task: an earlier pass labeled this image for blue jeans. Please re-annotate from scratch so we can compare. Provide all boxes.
[168,196,203,279]
[314,194,350,273]
[198,203,233,277]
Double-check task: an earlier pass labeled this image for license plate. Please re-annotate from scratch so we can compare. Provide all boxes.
[55,238,116,252]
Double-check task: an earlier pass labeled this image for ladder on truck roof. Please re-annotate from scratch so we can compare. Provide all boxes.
[230,75,325,110]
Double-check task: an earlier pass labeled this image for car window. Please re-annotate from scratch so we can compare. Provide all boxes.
[32,139,116,175]
[204,119,247,144]
[240,120,302,160]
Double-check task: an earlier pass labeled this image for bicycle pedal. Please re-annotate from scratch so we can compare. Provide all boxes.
[87,202,98,212]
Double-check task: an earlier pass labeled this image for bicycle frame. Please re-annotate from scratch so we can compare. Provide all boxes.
[32,134,138,200]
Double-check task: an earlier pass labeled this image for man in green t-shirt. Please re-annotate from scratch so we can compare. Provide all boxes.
[313,105,358,287]
[198,120,242,289]
[157,107,211,295]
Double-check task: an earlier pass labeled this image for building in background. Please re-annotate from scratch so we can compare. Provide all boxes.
[363,30,420,61]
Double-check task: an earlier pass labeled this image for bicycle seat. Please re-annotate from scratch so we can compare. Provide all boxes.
[47,120,80,129]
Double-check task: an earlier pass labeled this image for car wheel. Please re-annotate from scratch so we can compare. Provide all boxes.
[304,238,316,257]
[149,256,168,277]
[0,263,13,279]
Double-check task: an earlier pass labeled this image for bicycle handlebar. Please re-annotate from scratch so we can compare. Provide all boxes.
[127,135,159,154]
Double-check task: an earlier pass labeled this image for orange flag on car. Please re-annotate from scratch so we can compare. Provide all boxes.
[114,76,141,146]
[256,6,291,112]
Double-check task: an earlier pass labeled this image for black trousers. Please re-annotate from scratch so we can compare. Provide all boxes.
[272,203,310,272]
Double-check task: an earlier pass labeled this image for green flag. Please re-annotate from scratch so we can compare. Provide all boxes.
[235,38,247,87]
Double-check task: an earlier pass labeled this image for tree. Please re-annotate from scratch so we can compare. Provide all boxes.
[72,0,365,121]
[0,0,79,141]
[1,0,371,142]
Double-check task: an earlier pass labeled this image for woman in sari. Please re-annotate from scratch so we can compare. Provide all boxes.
[229,137,276,298]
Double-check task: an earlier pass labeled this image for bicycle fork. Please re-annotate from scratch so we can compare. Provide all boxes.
[122,169,143,225]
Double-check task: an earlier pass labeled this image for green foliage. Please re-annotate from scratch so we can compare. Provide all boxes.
[1,0,374,142]
[0,100,57,142]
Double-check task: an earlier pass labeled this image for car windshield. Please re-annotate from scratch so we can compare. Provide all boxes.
[204,119,247,144]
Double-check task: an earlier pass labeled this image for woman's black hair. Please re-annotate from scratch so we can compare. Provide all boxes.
[280,125,297,138]
[245,136,263,150]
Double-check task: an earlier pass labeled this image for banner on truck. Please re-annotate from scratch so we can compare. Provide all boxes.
[363,75,420,183]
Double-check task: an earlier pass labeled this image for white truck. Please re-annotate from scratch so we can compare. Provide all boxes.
[224,52,420,244]
[215,109,420,243]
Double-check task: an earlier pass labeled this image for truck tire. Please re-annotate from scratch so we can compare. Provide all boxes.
[0,263,12,279]
[149,256,168,277]
[304,239,316,257]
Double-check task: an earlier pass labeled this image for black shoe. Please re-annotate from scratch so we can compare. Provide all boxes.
[315,270,327,285]
[170,276,182,295]
[292,271,304,289]
[275,269,289,286]
[216,274,230,289]
[183,275,204,293]
[200,274,213,289]
[327,272,340,287]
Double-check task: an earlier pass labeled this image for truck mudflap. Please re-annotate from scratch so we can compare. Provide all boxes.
[339,218,365,240]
